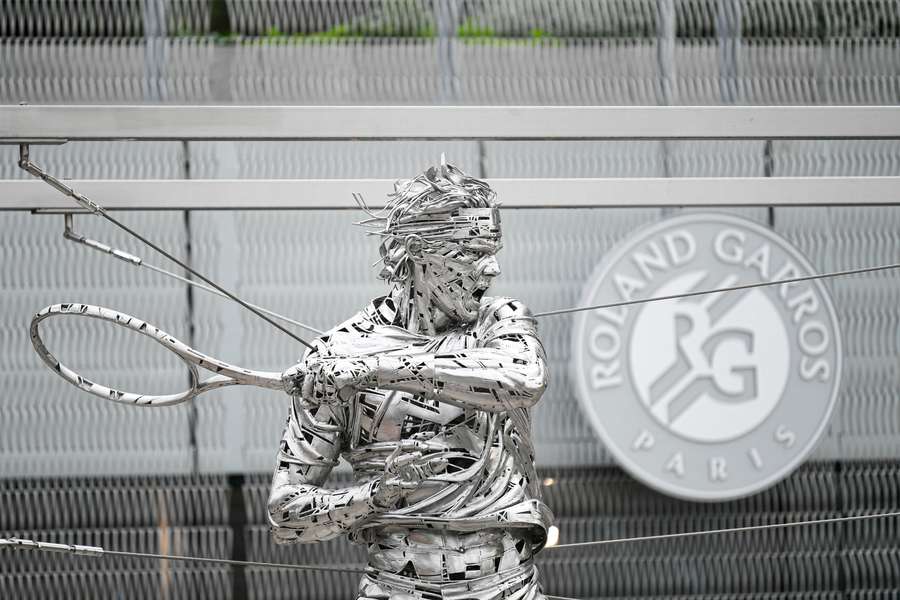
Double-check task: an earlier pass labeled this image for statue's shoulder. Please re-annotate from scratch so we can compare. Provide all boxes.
[300,301,379,360]
[366,295,403,326]
[321,296,395,337]
[316,308,371,340]
[315,297,421,357]
[477,296,536,332]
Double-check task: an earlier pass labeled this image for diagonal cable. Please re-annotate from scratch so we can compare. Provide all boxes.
[62,214,323,335]
[18,144,315,351]
[544,510,900,550]
[0,537,365,574]
[534,261,900,318]
[5,511,899,572]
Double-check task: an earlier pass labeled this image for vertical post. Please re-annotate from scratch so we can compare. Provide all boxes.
[210,46,236,103]
[656,0,676,179]
[156,489,172,600]
[436,0,459,104]
[209,0,235,103]
[656,0,676,106]
[210,142,246,473]
[143,5,169,598]
[192,140,249,599]
[228,474,249,600]
[142,0,166,102]
[716,0,741,104]
[813,0,828,104]
[183,140,200,474]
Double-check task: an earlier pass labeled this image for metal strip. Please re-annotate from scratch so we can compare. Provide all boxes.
[3,105,900,141]
[2,177,899,211]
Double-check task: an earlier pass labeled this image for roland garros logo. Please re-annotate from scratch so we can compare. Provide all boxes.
[571,214,842,501]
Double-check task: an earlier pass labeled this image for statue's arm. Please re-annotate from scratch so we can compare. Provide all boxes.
[266,395,387,544]
[373,298,549,412]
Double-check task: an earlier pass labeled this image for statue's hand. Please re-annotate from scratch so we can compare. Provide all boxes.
[301,355,378,403]
[280,362,307,397]
[372,444,449,510]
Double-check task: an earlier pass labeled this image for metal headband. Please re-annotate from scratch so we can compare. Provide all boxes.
[387,207,501,243]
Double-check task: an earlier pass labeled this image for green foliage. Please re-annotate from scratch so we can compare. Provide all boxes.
[248,0,436,43]
[458,18,495,39]
[456,19,562,46]
[213,31,240,43]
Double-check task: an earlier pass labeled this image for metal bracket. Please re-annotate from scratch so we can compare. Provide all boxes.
[51,212,321,335]
[61,213,143,266]
[30,208,92,215]
[17,144,104,215]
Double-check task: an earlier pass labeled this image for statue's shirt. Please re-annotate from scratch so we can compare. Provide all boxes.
[288,295,552,549]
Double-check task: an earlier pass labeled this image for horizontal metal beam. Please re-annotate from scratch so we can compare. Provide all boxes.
[3,105,900,141]
[2,178,898,211]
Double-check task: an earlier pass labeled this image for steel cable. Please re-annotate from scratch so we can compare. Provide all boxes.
[534,261,900,318]
[4,510,899,579]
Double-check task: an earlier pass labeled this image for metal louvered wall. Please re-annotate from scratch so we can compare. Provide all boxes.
[2,0,899,598]
[3,0,900,105]
[1,465,897,597]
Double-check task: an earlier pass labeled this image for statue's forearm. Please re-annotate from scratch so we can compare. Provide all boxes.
[374,348,547,412]
[267,478,381,543]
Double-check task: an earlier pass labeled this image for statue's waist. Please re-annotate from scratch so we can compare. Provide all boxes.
[365,528,534,583]
[350,498,554,553]
[360,562,540,597]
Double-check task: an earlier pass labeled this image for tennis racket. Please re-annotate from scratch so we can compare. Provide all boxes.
[30,303,285,407]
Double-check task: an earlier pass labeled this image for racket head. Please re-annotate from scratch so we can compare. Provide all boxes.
[31,303,285,404]
[30,303,203,406]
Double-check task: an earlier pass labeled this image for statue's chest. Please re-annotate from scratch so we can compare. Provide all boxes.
[350,327,482,446]
[352,390,472,445]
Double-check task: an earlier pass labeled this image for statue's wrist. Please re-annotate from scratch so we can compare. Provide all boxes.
[370,479,399,511]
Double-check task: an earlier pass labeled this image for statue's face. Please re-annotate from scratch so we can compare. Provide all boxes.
[415,237,503,324]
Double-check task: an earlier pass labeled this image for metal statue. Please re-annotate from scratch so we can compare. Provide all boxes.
[20,145,552,597]
[270,161,552,599]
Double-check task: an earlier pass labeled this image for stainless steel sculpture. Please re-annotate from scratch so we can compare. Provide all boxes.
[271,161,552,599]
[22,147,552,596]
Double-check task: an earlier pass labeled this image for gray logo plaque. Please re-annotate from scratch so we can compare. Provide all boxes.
[571,214,842,500]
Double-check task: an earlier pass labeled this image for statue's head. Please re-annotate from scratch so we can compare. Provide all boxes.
[359,160,502,324]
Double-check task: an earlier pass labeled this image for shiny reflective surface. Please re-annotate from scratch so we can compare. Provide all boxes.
[269,162,551,598]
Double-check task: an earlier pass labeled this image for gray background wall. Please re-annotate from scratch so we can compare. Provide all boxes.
[1,1,898,598]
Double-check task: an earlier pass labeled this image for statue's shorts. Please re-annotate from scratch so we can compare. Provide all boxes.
[357,562,545,600]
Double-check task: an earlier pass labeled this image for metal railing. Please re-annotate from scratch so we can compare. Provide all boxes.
[4,105,900,140]
[2,104,899,211]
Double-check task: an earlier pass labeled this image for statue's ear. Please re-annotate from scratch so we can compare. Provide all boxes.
[404,234,425,260]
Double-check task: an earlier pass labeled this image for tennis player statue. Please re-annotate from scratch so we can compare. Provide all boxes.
[270,160,552,599]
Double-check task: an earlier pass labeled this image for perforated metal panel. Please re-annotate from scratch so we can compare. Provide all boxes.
[0,468,897,598]
[534,463,900,597]
[0,474,232,599]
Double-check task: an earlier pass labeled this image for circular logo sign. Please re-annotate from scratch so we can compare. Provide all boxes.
[571,214,842,501]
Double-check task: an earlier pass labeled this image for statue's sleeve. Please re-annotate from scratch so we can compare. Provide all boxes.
[267,394,381,543]
[374,297,549,412]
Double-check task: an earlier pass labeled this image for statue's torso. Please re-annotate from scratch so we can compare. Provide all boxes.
[344,328,545,586]
[324,298,552,553]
